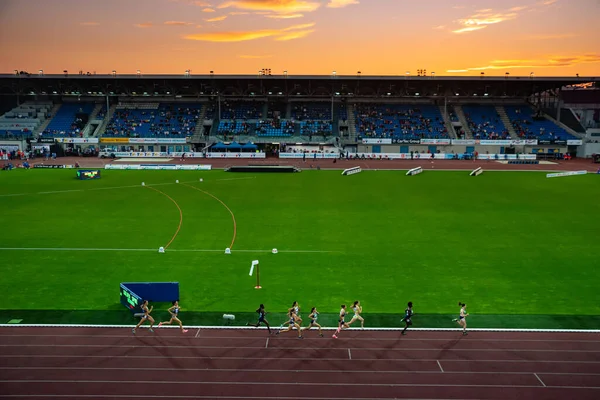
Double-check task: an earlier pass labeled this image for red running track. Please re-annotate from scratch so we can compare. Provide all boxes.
[0,327,599,399]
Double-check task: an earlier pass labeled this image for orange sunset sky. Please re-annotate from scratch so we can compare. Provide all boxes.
[1,0,599,76]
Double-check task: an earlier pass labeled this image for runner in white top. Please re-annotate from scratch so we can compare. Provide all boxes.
[347,300,364,329]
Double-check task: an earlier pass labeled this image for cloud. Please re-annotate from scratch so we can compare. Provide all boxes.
[229,11,250,14]
[218,0,321,14]
[184,22,316,42]
[326,0,359,8]
[522,33,579,40]
[238,54,273,58]
[432,25,446,30]
[510,6,529,11]
[452,9,519,33]
[194,1,211,5]
[265,13,304,18]
[202,7,216,12]
[79,22,99,26]
[164,21,194,26]
[447,53,600,72]
[134,22,153,28]
[540,0,557,5]
[453,26,487,33]
[205,15,228,22]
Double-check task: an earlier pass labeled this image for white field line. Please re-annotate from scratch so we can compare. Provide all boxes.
[0,247,337,254]
[437,360,444,372]
[534,373,547,387]
[0,180,200,198]
[0,324,599,333]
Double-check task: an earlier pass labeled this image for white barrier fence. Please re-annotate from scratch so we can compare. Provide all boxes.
[286,153,538,161]
[105,164,212,170]
[470,167,483,176]
[406,167,423,176]
[342,167,362,176]
[279,153,339,159]
[546,170,587,178]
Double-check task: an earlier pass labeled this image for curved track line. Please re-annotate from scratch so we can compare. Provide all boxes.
[182,183,237,249]
[145,186,183,249]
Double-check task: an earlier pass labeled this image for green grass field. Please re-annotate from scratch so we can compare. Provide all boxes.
[1,169,599,329]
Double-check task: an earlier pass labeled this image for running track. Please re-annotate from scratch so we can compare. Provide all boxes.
[0,327,599,399]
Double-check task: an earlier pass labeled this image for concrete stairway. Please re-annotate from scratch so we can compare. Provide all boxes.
[439,105,457,138]
[191,105,208,143]
[96,104,116,136]
[495,105,518,138]
[453,105,473,139]
[346,104,357,142]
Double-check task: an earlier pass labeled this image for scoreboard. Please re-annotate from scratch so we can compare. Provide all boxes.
[120,283,142,311]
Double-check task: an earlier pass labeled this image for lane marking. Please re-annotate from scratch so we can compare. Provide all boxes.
[437,360,444,372]
[348,348,352,360]
[0,325,599,333]
[144,186,183,249]
[181,183,237,249]
[194,329,201,338]
[2,354,600,364]
[265,338,269,349]
[534,373,547,387]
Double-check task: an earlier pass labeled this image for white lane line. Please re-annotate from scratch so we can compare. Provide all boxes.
[1,333,598,342]
[534,373,547,387]
[348,348,352,360]
[437,360,444,372]
[1,344,597,353]
[265,338,269,349]
[194,329,201,338]
[2,367,600,377]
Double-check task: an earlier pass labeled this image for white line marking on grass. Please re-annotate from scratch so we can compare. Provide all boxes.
[534,373,547,387]
[215,176,257,182]
[1,324,600,334]
[348,348,352,360]
[0,180,198,198]
[265,338,269,348]
[0,247,338,253]
[195,329,201,338]
[437,360,444,372]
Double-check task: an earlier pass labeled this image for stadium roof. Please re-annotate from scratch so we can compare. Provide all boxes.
[0,74,596,98]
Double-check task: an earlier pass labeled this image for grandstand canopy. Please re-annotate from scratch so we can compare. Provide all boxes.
[0,74,596,98]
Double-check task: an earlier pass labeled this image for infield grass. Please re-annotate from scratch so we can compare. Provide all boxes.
[0,168,599,328]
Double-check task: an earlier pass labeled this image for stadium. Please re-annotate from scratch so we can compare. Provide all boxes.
[2,0,600,398]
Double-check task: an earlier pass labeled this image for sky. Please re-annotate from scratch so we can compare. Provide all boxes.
[0,0,599,76]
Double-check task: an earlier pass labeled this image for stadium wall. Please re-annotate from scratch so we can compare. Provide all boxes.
[581,142,600,157]
[357,144,568,154]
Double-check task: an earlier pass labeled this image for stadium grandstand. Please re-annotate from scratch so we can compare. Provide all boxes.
[0,73,598,161]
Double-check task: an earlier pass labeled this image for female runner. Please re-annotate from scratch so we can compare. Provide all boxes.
[247,303,272,334]
[301,307,323,337]
[332,304,349,339]
[132,300,155,334]
[158,300,188,333]
[347,300,365,329]
[277,307,303,338]
[452,302,469,335]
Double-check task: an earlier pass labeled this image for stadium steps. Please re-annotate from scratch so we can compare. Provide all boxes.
[495,105,518,138]
[80,104,103,137]
[286,103,292,119]
[453,105,474,139]
[34,104,61,136]
[439,105,457,138]
[191,105,208,142]
[346,103,357,142]
[97,104,117,136]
